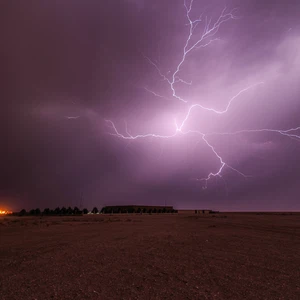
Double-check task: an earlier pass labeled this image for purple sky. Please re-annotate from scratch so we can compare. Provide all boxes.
[1,0,300,211]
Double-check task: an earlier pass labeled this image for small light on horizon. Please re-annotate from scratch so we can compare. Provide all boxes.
[0,210,11,215]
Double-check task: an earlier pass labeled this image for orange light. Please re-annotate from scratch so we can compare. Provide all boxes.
[0,210,11,215]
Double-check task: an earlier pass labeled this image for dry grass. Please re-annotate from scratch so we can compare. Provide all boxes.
[0,212,300,300]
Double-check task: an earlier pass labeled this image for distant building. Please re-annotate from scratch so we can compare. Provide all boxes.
[101,205,177,214]
[195,210,219,214]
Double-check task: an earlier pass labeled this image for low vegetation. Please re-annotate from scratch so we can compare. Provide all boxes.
[12,206,89,217]
[9,206,178,216]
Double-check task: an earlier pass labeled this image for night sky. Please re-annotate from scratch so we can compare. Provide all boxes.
[1,0,300,211]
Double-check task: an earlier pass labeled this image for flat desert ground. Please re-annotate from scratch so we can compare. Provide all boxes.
[0,212,299,300]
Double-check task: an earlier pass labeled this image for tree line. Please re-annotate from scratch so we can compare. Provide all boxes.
[101,207,178,214]
[12,206,178,216]
[15,207,100,216]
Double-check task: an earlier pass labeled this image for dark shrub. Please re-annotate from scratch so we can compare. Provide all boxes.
[61,207,67,215]
[43,208,50,215]
[54,207,61,215]
[19,209,27,216]
[73,207,80,214]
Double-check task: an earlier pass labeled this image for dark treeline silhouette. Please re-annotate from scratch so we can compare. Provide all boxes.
[100,206,178,214]
[14,206,96,217]
[13,205,179,216]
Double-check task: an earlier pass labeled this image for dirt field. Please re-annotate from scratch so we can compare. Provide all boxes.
[0,212,299,300]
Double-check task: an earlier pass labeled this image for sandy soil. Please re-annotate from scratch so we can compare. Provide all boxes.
[0,212,299,300]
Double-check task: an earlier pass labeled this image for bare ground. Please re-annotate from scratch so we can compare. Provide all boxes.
[0,212,299,300]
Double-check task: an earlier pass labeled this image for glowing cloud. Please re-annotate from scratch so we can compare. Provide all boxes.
[106,0,300,189]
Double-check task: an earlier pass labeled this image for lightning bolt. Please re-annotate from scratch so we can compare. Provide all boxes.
[207,127,300,140]
[65,116,80,119]
[176,82,265,132]
[143,0,238,103]
[105,0,300,189]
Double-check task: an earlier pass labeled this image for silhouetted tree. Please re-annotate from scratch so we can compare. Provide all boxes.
[61,207,67,215]
[67,207,73,215]
[29,209,35,215]
[54,207,61,215]
[82,208,89,214]
[43,208,50,215]
[73,206,80,215]
[92,207,99,214]
[142,208,147,213]
[19,209,27,216]
[153,208,157,213]
[35,208,41,215]
[162,208,166,213]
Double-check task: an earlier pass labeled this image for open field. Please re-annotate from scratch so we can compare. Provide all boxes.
[0,212,300,300]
